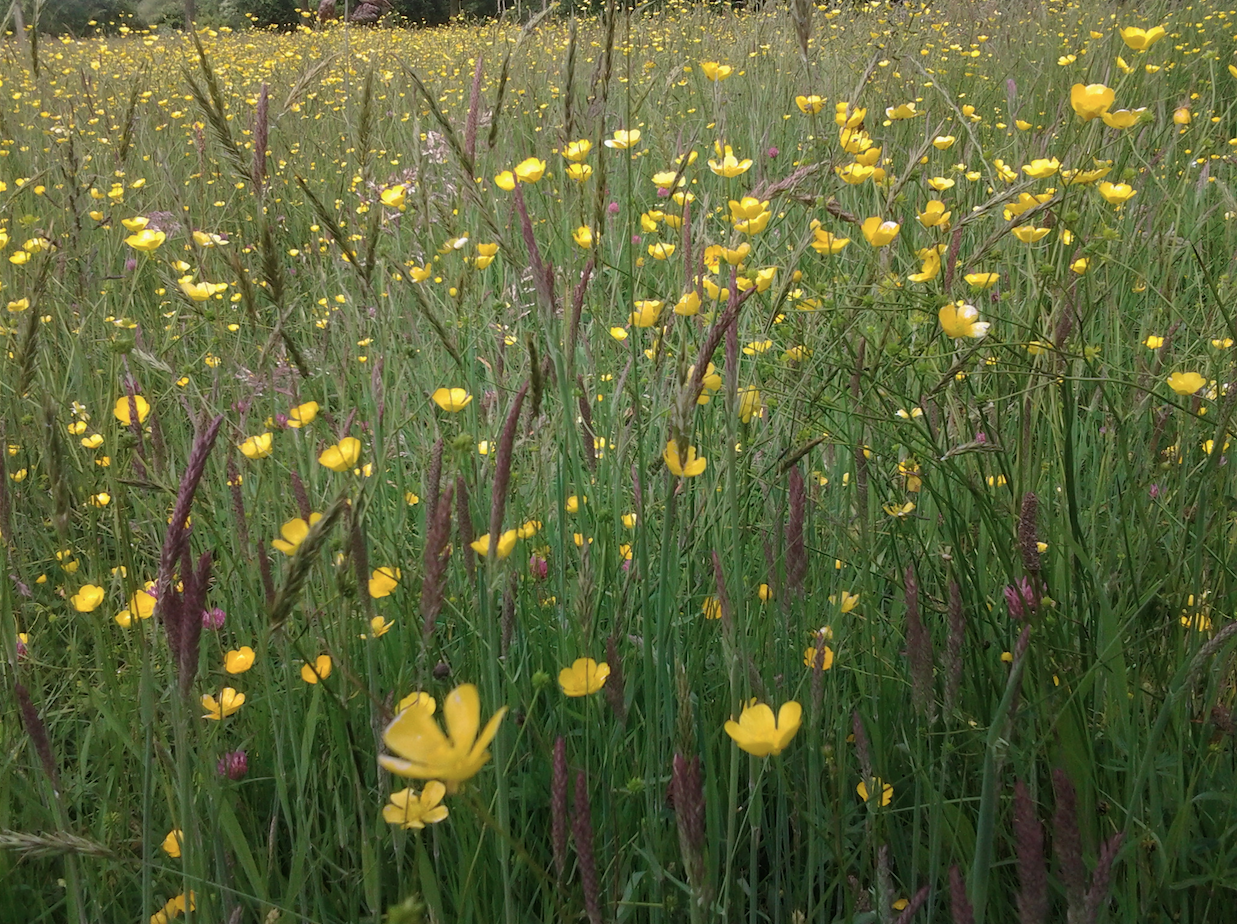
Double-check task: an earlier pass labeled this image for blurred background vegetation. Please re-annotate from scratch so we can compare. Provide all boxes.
[14,0,569,32]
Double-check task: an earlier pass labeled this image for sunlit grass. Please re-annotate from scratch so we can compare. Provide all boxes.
[4,1,1237,922]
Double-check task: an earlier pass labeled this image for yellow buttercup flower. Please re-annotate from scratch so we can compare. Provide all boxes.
[201,688,245,720]
[301,654,332,684]
[932,135,956,150]
[238,433,272,460]
[802,645,835,669]
[287,401,319,428]
[1100,108,1145,129]
[939,301,990,339]
[965,272,1000,289]
[432,388,473,412]
[271,513,323,556]
[857,777,894,806]
[724,699,802,757]
[318,437,361,472]
[562,139,592,161]
[1022,157,1060,179]
[1062,166,1110,186]
[674,291,701,317]
[630,300,663,328]
[70,584,105,613]
[730,196,772,232]
[700,276,728,301]
[125,229,166,253]
[514,157,546,183]
[737,387,762,424]
[690,363,723,403]
[397,692,436,715]
[225,647,255,674]
[993,158,1018,183]
[811,228,850,255]
[834,102,866,128]
[836,163,875,185]
[700,61,733,81]
[161,830,183,858]
[116,586,157,627]
[192,230,227,247]
[707,146,753,177]
[558,657,611,696]
[572,226,594,249]
[1070,83,1114,121]
[380,682,507,787]
[908,246,944,283]
[839,127,873,154]
[470,530,518,559]
[1119,25,1166,50]
[383,782,449,829]
[860,217,900,247]
[702,596,722,619]
[664,439,706,477]
[1012,226,1051,243]
[121,216,149,232]
[1167,371,1206,396]
[474,242,498,269]
[834,591,860,612]
[113,395,150,425]
[651,170,685,190]
[917,200,951,228]
[795,94,825,114]
[1098,182,1136,206]
[151,892,195,923]
[494,170,515,191]
[648,242,675,260]
[380,185,407,210]
[885,102,919,120]
[604,129,641,150]
[368,567,401,598]
[366,615,393,639]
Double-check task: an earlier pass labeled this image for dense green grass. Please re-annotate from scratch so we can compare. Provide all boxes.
[3,2,1237,922]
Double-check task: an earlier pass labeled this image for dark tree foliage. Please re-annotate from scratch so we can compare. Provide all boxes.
[27,0,503,32]
[246,0,306,26]
[23,0,139,34]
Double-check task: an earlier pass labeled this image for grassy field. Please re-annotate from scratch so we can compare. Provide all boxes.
[3,1,1237,921]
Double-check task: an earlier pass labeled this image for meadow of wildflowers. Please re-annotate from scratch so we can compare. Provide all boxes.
[3,1,1237,921]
